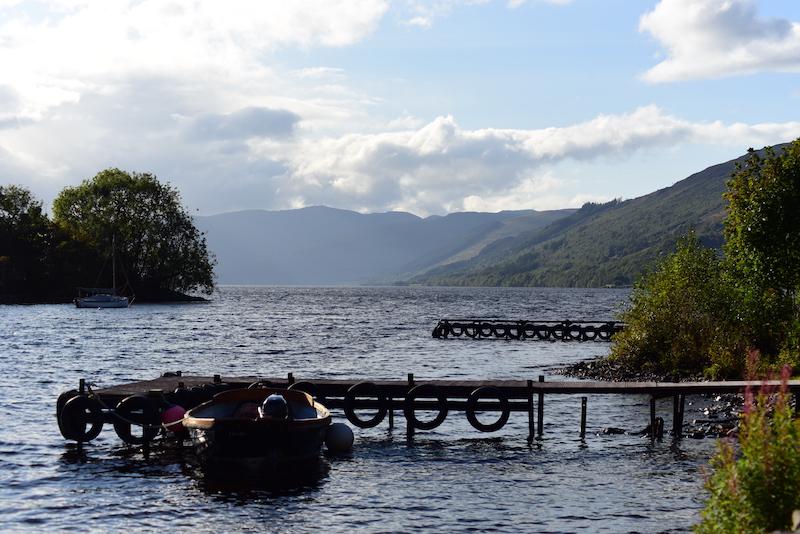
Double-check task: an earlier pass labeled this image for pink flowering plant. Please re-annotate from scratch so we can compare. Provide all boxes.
[696,365,800,534]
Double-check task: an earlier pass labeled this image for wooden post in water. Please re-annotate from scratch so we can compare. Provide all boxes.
[672,394,685,438]
[406,373,415,439]
[388,396,394,429]
[537,375,544,438]
[650,397,656,441]
[287,372,294,385]
[526,380,535,442]
[579,397,587,438]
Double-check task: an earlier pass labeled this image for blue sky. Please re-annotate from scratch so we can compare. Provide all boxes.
[2,0,799,217]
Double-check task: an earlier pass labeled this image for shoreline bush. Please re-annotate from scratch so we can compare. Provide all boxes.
[695,366,800,534]
[610,140,800,379]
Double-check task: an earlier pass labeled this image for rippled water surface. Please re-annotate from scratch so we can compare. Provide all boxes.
[0,286,716,533]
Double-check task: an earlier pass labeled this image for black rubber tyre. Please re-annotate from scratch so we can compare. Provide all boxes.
[343,382,388,428]
[59,395,104,442]
[465,386,510,432]
[113,395,161,445]
[288,381,325,404]
[404,384,448,431]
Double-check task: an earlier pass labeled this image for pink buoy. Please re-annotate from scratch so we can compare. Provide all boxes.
[161,404,186,433]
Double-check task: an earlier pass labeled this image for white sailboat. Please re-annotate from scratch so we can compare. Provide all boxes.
[75,238,134,308]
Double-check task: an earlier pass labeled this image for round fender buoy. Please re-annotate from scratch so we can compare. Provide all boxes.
[288,381,325,404]
[59,395,104,442]
[113,395,161,445]
[552,325,568,340]
[568,325,583,341]
[186,386,205,409]
[522,324,537,339]
[343,382,388,428]
[56,389,80,421]
[466,386,510,432]
[404,384,448,431]
[598,324,613,341]
[172,387,191,409]
[325,423,355,453]
[582,326,597,341]
[161,404,186,433]
[535,326,550,340]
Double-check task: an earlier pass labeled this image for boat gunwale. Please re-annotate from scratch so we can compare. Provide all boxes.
[183,388,331,431]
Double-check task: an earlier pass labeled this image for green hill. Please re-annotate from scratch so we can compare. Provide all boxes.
[407,148,771,287]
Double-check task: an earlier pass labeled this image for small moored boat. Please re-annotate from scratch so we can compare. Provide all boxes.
[75,288,130,308]
[75,237,133,308]
[182,388,332,470]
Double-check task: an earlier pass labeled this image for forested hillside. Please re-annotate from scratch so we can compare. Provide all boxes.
[407,149,764,287]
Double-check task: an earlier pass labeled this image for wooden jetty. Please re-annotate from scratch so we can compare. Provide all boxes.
[56,372,800,446]
[432,319,624,341]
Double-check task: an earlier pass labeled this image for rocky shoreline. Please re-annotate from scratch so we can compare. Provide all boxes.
[556,358,743,439]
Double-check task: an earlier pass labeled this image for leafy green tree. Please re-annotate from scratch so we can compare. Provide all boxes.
[724,141,800,359]
[725,141,800,292]
[0,185,52,297]
[610,231,745,377]
[52,169,216,297]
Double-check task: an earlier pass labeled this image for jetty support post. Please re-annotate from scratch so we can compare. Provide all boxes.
[579,397,587,438]
[650,397,664,441]
[526,380,535,442]
[388,396,394,429]
[537,375,544,438]
[672,394,685,438]
[406,373,415,439]
[650,397,656,441]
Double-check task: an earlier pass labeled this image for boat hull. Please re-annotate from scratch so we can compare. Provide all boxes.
[75,295,130,308]
[183,388,331,470]
[188,421,330,470]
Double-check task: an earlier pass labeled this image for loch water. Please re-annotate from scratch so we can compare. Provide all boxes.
[1,286,717,533]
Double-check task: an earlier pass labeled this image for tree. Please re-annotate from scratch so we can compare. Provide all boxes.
[52,169,216,297]
[0,185,53,298]
[724,141,800,357]
[610,231,745,377]
[725,141,800,292]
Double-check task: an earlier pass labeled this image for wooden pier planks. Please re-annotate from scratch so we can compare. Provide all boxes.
[78,375,800,442]
[92,375,800,404]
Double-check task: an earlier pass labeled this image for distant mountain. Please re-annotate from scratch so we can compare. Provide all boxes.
[195,206,574,285]
[197,145,786,288]
[409,146,782,287]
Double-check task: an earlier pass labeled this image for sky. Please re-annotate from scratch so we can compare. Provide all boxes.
[2,0,800,218]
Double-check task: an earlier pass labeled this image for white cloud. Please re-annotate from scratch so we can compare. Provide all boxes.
[0,0,390,123]
[267,106,800,216]
[289,67,347,80]
[507,0,573,7]
[640,0,800,82]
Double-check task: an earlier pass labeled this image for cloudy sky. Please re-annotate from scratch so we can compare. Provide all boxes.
[2,0,800,217]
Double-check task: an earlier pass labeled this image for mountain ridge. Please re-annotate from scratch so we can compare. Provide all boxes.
[196,144,786,287]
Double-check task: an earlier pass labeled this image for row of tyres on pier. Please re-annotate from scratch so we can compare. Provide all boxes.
[56,377,241,446]
[432,319,623,341]
[55,374,543,446]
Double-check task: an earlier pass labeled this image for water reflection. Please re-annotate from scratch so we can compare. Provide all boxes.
[185,456,330,500]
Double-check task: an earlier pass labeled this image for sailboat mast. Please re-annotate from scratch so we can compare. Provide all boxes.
[112,236,117,293]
